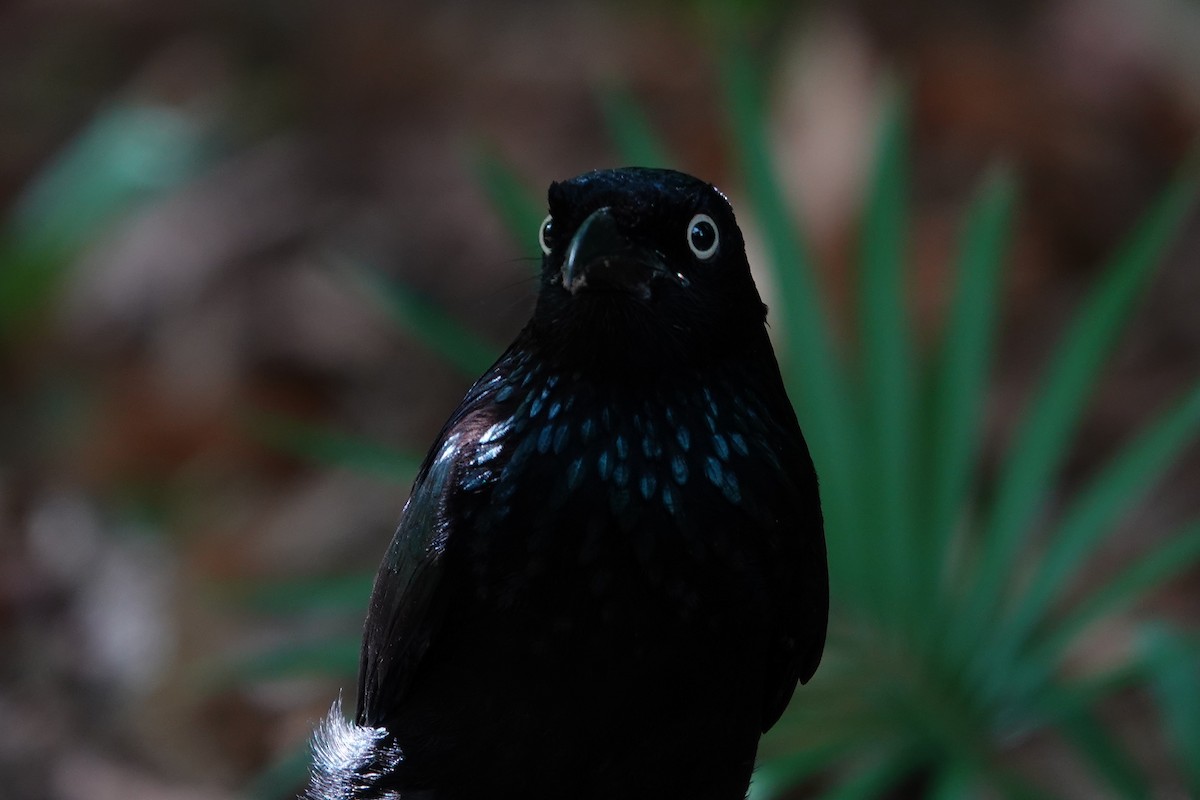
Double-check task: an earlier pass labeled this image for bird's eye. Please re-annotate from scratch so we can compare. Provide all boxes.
[686,214,719,260]
[538,215,555,256]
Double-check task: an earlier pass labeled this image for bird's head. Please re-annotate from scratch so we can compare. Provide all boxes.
[529,167,768,375]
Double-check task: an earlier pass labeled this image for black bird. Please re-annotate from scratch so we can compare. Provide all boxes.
[305,167,827,800]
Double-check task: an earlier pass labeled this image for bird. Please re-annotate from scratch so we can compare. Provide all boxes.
[304,167,827,800]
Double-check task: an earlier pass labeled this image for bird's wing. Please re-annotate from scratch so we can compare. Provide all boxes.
[759,395,829,732]
[354,432,462,727]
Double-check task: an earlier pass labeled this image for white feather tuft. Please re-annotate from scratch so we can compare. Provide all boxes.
[303,698,405,799]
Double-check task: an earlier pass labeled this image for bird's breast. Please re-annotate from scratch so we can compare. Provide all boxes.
[443,362,795,637]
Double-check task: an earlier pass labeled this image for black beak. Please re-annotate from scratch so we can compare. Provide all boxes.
[562,208,667,298]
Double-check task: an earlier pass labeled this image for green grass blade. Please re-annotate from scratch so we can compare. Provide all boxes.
[857,86,918,622]
[819,749,922,800]
[340,260,500,379]
[721,46,861,602]
[928,761,1051,800]
[597,86,673,169]
[956,152,1200,648]
[721,46,849,440]
[1054,704,1148,798]
[1029,520,1200,667]
[244,741,312,800]
[471,150,546,260]
[928,761,1053,800]
[217,637,361,684]
[1140,624,1200,794]
[0,237,72,340]
[924,168,1016,587]
[0,104,211,337]
[927,762,975,800]
[1031,660,1145,721]
[992,381,1200,667]
[215,573,374,615]
[248,411,424,481]
[750,741,853,800]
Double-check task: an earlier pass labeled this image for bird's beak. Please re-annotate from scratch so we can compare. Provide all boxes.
[562,207,667,298]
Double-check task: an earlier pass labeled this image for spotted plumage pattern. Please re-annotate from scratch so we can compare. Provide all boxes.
[305,167,827,800]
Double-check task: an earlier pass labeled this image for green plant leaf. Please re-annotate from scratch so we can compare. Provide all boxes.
[991,381,1200,672]
[248,411,424,480]
[720,45,862,600]
[954,151,1200,652]
[856,84,918,622]
[1140,624,1200,794]
[1031,659,1145,721]
[1028,520,1200,670]
[244,741,312,800]
[216,573,374,615]
[922,167,1016,599]
[922,758,1052,800]
[820,748,924,800]
[926,762,975,800]
[339,259,500,379]
[750,741,852,800]
[0,103,212,337]
[472,149,545,260]
[597,86,673,169]
[1055,703,1148,798]
[221,637,361,684]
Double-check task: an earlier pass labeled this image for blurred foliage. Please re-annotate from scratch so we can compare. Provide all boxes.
[0,104,213,341]
[248,410,424,483]
[241,49,1200,800]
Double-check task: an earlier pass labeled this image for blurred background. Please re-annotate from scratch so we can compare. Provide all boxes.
[2,1,1199,798]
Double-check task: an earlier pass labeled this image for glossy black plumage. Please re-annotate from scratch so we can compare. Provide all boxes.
[305,167,827,800]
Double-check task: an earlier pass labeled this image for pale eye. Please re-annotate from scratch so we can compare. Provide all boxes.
[538,215,555,256]
[686,214,719,260]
